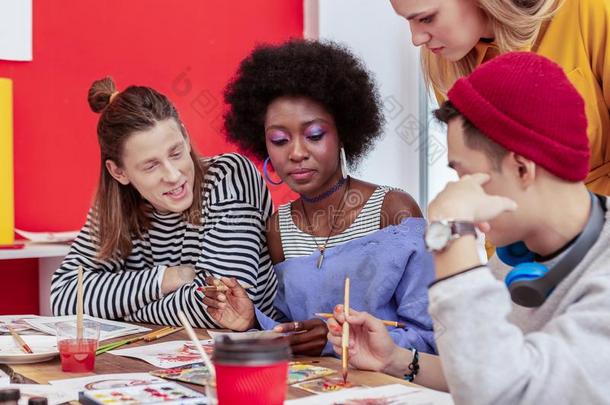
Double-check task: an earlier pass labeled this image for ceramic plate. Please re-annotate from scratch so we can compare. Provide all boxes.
[0,335,58,364]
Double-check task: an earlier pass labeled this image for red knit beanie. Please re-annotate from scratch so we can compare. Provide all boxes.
[447,52,590,181]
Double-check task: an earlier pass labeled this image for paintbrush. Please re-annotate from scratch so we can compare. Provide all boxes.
[76,265,84,339]
[342,277,350,384]
[7,324,32,354]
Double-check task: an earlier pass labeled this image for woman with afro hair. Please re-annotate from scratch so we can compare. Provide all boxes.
[202,39,436,356]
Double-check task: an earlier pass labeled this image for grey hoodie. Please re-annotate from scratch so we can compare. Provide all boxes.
[428,199,610,405]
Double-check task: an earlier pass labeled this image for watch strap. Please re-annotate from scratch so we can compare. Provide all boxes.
[450,221,476,238]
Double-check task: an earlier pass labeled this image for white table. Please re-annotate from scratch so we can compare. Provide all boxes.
[0,243,69,315]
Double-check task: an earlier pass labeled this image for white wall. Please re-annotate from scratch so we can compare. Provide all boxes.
[305,0,424,203]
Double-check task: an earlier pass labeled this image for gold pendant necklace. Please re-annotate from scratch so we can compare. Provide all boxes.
[301,177,350,269]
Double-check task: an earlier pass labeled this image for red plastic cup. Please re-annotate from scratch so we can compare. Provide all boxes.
[56,320,100,372]
[213,335,291,405]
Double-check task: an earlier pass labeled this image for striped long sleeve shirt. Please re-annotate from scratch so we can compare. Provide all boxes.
[50,153,277,327]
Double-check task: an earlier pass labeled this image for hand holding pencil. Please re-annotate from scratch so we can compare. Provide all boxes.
[200,276,256,332]
[326,305,400,374]
[315,313,406,328]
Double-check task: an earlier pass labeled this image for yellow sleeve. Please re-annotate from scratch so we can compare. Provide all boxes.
[579,0,610,110]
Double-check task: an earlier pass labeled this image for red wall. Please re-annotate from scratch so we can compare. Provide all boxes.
[0,0,301,313]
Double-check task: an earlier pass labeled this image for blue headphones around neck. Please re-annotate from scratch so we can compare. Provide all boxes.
[497,192,606,308]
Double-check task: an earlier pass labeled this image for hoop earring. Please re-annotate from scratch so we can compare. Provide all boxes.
[263,157,283,185]
[340,147,348,179]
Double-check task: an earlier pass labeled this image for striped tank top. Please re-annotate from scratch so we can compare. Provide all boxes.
[278,186,392,259]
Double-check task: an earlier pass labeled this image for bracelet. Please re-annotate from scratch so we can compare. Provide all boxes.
[403,348,419,382]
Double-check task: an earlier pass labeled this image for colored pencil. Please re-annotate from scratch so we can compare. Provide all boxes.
[142,326,184,342]
[95,326,177,355]
[7,324,32,354]
[342,277,350,384]
[314,313,406,328]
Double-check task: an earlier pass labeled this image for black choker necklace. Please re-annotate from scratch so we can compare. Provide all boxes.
[300,176,348,204]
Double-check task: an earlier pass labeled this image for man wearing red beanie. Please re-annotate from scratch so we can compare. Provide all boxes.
[327,52,610,403]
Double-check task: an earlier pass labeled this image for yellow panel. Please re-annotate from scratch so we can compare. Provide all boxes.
[0,78,14,245]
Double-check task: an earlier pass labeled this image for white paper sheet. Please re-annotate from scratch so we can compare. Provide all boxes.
[25,315,150,341]
[285,384,454,405]
[48,372,166,392]
[0,0,32,61]
[0,315,40,333]
[14,228,79,243]
[108,339,214,369]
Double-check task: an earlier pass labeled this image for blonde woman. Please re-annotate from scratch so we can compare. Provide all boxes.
[391,0,610,195]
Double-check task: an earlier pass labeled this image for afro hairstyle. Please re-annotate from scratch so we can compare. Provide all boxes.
[223,39,385,167]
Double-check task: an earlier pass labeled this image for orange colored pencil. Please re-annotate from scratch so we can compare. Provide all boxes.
[7,325,33,354]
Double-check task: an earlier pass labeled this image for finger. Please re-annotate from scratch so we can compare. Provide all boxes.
[489,195,518,212]
[221,277,250,297]
[332,344,342,355]
[205,275,220,286]
[343,308,367,325]
[201,296,226,309]
[301,318,326,330]
[476,222,491,233]
[291,339,327,355]
[200,286,225,298]
[332,305,346,324]
[346,310,383,333]
[327,317,341,333]
[273,321,303,333]
[286,329,314,345]
[327,331,341,346]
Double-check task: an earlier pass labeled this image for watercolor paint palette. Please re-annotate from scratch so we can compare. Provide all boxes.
[288,363,337,384]
[150,363,211,386]
[292,377,367,394]
[78,382,207,405]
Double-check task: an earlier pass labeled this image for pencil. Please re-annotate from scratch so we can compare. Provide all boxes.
[142,326,184,342]
[314,313,406,328]
[342,277,350,384]
[95,326,173,355]
[76,265,84,339]
[177,311,216,379]
[198,284,254,293]
[7,325,33,354]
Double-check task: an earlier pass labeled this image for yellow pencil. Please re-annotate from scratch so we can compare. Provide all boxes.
[143,326,184,342]
[314,313,406,328]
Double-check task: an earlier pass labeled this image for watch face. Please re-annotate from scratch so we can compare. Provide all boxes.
[425,221,452,251]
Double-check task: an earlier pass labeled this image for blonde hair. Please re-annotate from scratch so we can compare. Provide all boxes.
[423,0,562,96]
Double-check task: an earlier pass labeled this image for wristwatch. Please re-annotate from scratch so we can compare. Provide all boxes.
[424,220,477,252]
